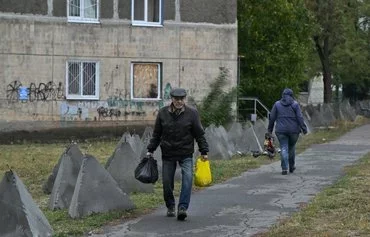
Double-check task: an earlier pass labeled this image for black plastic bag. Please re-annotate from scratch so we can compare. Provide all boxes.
[134,156,159,184]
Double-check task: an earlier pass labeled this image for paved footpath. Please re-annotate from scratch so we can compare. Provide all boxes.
[92,124,370,237]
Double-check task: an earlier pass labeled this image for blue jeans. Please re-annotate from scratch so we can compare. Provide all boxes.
[162,157,193,210]
[276,133,299,171]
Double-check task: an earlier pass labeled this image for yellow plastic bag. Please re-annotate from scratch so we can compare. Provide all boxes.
[194,157,212,187]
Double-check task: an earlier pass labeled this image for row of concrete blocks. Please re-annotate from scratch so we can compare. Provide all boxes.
[355,100,370,117]
[303,101,358,128]
[115,120,278,161]
[1,135,161,237]
[0,142,146,237]
[206,101,367,160]
[46,144,150,217]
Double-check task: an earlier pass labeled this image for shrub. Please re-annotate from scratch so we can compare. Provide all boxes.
[198,67,237,127]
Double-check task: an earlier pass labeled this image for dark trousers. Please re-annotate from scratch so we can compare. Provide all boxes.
[276,133,299,171]
[162,157,193,210]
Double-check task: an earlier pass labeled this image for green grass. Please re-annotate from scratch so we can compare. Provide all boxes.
[0,117,368,236]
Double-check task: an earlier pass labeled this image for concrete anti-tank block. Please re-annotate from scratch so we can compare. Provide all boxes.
[48,148,84,210]
[106,142,154,193]
[141,126,153,144]
[204,125,232,160]
[43,144,83,194]
[0,170,53,237]
[69,155,135,218]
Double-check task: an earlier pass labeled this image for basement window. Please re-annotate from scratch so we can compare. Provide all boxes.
[68,0,100,23]
[132,0,162,27]
[66,61,100,100]
[131,63,161,100]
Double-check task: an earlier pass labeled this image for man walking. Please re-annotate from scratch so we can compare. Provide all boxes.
[147,88,209,221]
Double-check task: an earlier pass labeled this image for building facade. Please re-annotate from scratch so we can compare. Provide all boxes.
[0,0,237,132]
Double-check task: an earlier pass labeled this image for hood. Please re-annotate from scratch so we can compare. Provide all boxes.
[280,88,294,106]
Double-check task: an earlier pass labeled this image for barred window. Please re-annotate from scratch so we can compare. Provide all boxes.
[66,61,99,100]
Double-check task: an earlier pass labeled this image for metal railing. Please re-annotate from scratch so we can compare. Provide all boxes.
[237,97,270,122]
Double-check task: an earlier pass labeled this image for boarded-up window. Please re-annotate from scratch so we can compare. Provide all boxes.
[131,63,161,100]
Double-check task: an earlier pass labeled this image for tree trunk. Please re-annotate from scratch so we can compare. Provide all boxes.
[314,35,332,103]
[323,71,332,103]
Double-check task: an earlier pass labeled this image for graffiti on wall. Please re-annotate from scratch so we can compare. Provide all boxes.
[6,80,64,102]
[60,103,86,121]
[62,82,172,121]
[102,100,146,118]
[5,82,174,121]
[163,83,172,100]
[105,87,146,117]
[104,81,112,94]
[97,106,121,120]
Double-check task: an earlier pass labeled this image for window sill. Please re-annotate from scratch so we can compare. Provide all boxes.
[68,18,100,24]
[66,96,99,100]
[131,21,163,27]
[131,98,162,101]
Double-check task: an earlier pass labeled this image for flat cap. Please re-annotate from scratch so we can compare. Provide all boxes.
[170,88,187,97]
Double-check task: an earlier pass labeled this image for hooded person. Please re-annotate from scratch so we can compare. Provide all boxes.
[268,88,307,175]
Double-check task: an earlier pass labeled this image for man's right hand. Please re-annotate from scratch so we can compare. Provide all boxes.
[146,152,153,157]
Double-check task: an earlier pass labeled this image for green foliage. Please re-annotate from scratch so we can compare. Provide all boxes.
[305,0,370,102]
[198,67,236,127]
[238,0,313,107]
[333,0,370,101]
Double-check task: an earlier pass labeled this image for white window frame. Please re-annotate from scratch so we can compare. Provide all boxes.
[131,62,161,101]
[66,60,100,100]
[67,0,100,24]
[131,0,163,27]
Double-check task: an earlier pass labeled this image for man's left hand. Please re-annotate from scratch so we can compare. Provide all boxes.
[201,155,208,161]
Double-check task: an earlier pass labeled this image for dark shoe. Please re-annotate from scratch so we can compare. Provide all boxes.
[282,170,288,175]
[177,207,187,221]
[167,207,175,217]
[289,167,296,173]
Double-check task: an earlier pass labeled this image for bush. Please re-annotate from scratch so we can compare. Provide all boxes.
[198,67,237,127]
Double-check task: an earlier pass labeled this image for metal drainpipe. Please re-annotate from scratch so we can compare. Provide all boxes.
[236,55,244,122]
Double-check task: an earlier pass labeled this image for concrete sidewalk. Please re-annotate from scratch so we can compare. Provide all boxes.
[92,124,370,237]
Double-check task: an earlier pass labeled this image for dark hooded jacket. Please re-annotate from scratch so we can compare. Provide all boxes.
[268,88,307,134]
[147,104,209,160]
